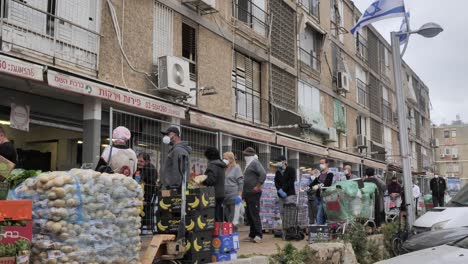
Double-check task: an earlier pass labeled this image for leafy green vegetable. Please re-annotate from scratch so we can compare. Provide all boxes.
[6,170,41,188]
[15,239,30,252]
[0,243,16,257]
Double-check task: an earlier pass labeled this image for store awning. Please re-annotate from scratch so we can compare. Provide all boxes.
[363,159,387,170]
[277,135,328,156]
[189,111,276,143]
[328,149,363,164]
[0,55,43,82]
[47,70,186,119]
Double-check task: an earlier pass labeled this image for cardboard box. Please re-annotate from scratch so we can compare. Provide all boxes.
[189,187,216,209]
[211,251,238,262]
[183,251,212,264]
[0,257,15,264]
[211,232,239,253]
[0,155,15,180]
[0,200,33,246]
[158,190,199,212]
[194,209,215,232]
[212,222,233,236]
[308,225,330,243]
[0,200,32,221]
[0,221,33,244]
[186,230,212,253]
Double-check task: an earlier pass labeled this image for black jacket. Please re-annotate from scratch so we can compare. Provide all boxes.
[387,182,402,195]
[430,177,446,197]
[275,166,296,196]
[204,159,227,198]
[0,141,17,164]
[309,172,334,198]
[136,163,158,201]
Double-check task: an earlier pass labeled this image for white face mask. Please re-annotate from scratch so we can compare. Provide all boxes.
[435,175,439,178]
[319,164,326,171]
[223,159,229,165]
[162,135,171,145]
[245,156,255,163]
[344,169,349,175]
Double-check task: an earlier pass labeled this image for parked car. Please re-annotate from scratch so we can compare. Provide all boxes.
[413,184,468,234]
[378,235,468,263]
[402,227,468,252]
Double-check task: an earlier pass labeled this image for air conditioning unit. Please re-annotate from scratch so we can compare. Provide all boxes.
[452,154,459,159]
[357,134,368,148]
[158,56,190,96]
[182,0,217,14]
[337,72,350,92]
[440,153,446,158]
[327,127,338,142]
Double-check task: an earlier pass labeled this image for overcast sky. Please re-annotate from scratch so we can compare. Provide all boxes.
[352,0,468,125]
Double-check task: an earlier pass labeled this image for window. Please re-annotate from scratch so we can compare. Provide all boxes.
[334,99,347,133]
[46,0,57,36]
[382,86,392,122]
[330,0,344,42]
[356,32,368,61]
[0,0,7,18]
[234,0,267,36]
[380,44,390,76]
[153,3,173,64]
[445,148,458,155]
[356,65,369,107]
[300,0,319,19]
[182,23,197,81]
[232,51,261,123]
[298,81,320,113]
[384,126,392,158]
[357,116,368,137]
[272,65,296,110]
[444,130,450,138]
[451,130,457,138]
[299,25,323,72]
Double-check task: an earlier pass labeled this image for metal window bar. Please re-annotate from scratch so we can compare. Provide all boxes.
[299,47,321,73]
[356,33,368,62]
[299,0,320,20]
[234,0,268,35]
[0,0,100,72]
[382,98,392,122]
[357,79,369,108]
[109,108,219,234]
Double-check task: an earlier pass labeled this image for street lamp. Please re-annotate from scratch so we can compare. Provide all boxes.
[391,22,443,231]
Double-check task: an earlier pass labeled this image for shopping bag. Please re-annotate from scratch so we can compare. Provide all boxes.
[233,202,245,226]
[445,193,451,205]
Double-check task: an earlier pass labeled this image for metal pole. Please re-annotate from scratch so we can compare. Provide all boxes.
[391,31,415,230]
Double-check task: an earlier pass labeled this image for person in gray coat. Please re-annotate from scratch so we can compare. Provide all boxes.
[222,151,244,222]
[159,126,192,189]
[242,147,266,243]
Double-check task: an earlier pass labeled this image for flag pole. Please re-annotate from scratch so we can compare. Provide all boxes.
[391,31,415,230]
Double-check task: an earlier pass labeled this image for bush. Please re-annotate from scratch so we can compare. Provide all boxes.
[269,243,315,264]
[341,223,385,264]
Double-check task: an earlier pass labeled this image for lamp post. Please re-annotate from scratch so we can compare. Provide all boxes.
[391,23,443,231]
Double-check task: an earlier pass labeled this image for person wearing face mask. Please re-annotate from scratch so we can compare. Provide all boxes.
[387,176,402,198]
[202,147,226,222]
[222,152,244,222]
[159,126,192,189]
[309,158,334,225]
[430,174,447,207]
[274,155,297,219]
[242,147,266,243]
[343,164,357,180]
[363,168,386,227]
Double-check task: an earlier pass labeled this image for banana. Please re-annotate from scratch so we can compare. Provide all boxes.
[201,193,209,207]
[197,216,206,229]
[188,197,200,209]
[159,199,171,210]
[185,219,195,231]
[193,238,203,252]
[185,241,191,252]
[157,221,168,231]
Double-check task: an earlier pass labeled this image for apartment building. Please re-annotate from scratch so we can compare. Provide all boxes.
[433,118,468,186]
[0,0,432,177]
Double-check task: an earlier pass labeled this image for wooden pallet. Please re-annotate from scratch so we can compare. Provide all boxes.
[142,234,185,264]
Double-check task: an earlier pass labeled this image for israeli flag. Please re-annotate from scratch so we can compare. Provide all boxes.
[351,0,406,35]
[399,12,410,44]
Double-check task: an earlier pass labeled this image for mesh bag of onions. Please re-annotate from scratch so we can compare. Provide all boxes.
[12,169,143,264]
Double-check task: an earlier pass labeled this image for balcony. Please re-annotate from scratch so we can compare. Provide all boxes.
[382,99,392,122]
[0,0,100,72]
[356,33,368,62]
[233,0,268,37]
[299,47,321,73]
[299,0,320,21]
[357,79,369,108]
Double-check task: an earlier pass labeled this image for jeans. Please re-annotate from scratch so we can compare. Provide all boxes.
[215,197,225,222]
[316,197,326,225]
[245,192,262,238]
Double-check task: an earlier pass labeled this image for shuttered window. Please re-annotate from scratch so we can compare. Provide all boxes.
[153,2,173,64]
[271,0,296,67]
[182,23,197,81]
[271,65,296,111]
[371,119,383,144]
[232,51,261,123]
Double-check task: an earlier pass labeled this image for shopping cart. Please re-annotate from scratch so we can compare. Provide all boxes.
[281,191,306,241]
[384,195,402,223]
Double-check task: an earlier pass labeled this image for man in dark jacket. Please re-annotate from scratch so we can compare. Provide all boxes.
[364,168,386,227]
[135,153,158,233]
[0,127,17,164]
[387,176,402,197]
[203,147,226,222]
[275,155,296,220]
[160,126,192,189]
[430,175,447,207]
[309,158,334,224]
[242,147,266,243]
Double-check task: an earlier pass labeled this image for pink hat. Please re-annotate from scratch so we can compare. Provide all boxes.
[112,126,131,142]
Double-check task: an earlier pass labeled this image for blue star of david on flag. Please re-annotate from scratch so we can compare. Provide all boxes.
[351,0,406,35]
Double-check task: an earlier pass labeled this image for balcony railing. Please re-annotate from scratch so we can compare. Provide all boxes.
[299,47,321,73]
[356,33,368,61]
[234,0,268,36]
[357,79,369,108]
[0,0,100,72]
[299,0,320,20]
[382,98,392,122]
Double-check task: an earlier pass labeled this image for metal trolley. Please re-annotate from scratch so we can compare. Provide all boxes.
[384,195,402,223]
[281,191,306,241]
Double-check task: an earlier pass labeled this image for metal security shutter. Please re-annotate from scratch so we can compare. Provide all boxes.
[153,2,173,64]
[367,31,379,72]
[9,0,47,34]
[371,119,382,144]
[369,75,381,117]
[272,65,296,111]
[271,0,296,67]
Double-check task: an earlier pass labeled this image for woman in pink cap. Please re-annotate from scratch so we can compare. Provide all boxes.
[95,126,137,176]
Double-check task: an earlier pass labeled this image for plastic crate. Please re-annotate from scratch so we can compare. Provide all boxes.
[0,182,10,200]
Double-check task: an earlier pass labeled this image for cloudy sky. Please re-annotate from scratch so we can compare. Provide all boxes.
[352,0,468,125]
